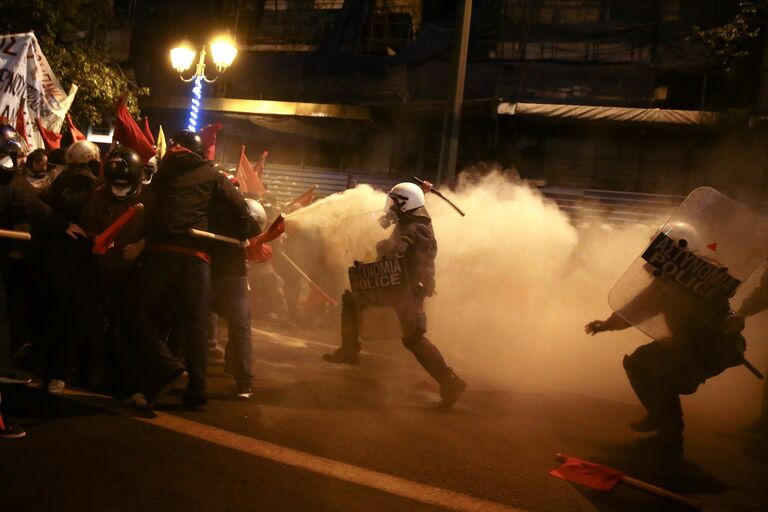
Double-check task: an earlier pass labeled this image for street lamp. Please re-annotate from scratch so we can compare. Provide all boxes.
[170,35,238,132]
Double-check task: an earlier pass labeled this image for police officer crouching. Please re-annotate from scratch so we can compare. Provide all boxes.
[324,182,467,409]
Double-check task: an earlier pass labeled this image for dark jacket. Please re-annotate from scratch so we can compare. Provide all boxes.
[44,164,98,222]
[80,185,155,269]
[0,168,69,233]
[149,148,259,251]
[391,212,437,296]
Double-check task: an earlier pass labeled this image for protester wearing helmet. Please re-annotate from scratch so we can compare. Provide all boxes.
[585,221,747,459]
[0,124,27,170]
[123,129,261,410]
[324,181,467,409]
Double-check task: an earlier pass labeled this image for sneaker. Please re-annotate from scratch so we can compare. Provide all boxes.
[148,369,187,404]
[0,369,32,385]
[439,372,467,410]
[1,424,26,440]
[124,393,151,410]
[47,379,66,395]
[630,414,660,433]
[236,384,253,399]
[322,348,359,365]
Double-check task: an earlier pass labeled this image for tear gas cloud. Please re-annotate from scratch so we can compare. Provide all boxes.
[286,170,767,423]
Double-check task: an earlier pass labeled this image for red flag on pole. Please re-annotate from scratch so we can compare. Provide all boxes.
[92,203,144,255]
[284,185,317,213]
[253,150,269,178]
[35,118,62,150]
[113,98,156,163]
[250,215,286,245]
[199,122,222,161]
[142,117,155,146]
[15,105,29,147]
[66,114,87,142]
[236,145,267,196]
[549,454,624,491]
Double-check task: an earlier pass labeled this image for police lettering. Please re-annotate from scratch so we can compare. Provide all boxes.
[642,233,741,301]
[350,258,403,292]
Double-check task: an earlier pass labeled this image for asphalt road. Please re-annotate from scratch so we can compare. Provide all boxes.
[1,324,766,512]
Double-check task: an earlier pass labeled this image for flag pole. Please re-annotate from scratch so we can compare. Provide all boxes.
[280,251,338,306]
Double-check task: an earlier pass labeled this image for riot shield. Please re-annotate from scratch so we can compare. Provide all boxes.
[327,209,393,266]
[348,257,413,341]
[608,187,768,343]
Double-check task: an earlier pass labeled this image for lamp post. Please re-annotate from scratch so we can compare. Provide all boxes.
[170,36,238,132]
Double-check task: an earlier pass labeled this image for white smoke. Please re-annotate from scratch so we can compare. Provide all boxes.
[286,170,768,422]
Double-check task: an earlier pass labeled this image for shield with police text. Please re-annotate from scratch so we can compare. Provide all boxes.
[608,187,768,343]
[349,257,412,340]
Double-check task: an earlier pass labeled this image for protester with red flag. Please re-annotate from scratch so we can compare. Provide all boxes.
[283,185,317,214]
[236,145,267,196]
[123,129,261,410]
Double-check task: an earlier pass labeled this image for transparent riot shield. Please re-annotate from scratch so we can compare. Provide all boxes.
[608,187,768,343]
[349,257,412,341]
[326,209,393,267]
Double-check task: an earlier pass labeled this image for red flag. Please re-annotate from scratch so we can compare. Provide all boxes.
[113,98,156,163]
[305,285,336,307]
[245,242,273,263]
[93,203,144,255]
[35,118,62,150]
[250,215,286,245]
[66,114,87,142]
[15,105,29,147]
[284,185,317,213]
[199,122,222,161]
[549,454,623,491]
[253,149,269,178]
[142,117,155,146]
[236,145,267,196]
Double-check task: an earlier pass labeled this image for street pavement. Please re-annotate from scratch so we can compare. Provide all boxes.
[1,323,766,512]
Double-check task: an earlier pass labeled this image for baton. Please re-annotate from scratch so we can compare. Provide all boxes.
[742,357,765,380]
[280,251,338,306]
[0,228,31,241]
[413,177,465,217]
[189,229,249,248]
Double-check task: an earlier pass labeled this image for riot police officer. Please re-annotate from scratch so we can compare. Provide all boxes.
[324,182,467,409]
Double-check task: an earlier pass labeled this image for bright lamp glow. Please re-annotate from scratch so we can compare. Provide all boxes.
[170,45,196,73]
[210,36,238,71]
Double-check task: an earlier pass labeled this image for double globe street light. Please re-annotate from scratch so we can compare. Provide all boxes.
[170,36,238,132]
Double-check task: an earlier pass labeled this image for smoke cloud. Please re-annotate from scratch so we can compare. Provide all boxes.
[286,170,768,423]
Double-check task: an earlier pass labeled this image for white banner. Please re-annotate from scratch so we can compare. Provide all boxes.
[0,32,77,149]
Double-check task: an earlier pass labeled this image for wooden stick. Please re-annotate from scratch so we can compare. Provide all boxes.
[621,475,703,510]
[188,228,249,247]
[280,251,338,306]
[0,228,31,241]
[555,454,702,510]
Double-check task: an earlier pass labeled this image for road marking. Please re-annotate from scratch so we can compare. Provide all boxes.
[65,389,527,512]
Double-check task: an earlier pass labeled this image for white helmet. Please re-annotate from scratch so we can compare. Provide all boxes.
[661,221,700,252]
[245,198,267,232]
[386,182,425,214]
[65,140,100,165]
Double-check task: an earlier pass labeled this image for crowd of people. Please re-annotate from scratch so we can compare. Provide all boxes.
[0,121,467,441]
[0,124,307,437]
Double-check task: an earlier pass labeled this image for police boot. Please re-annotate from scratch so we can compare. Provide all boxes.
[439,371,467,410]
[322,348,360,365]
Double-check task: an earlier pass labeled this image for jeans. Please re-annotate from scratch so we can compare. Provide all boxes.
[126,251,211,397]
[211,274,253,386]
